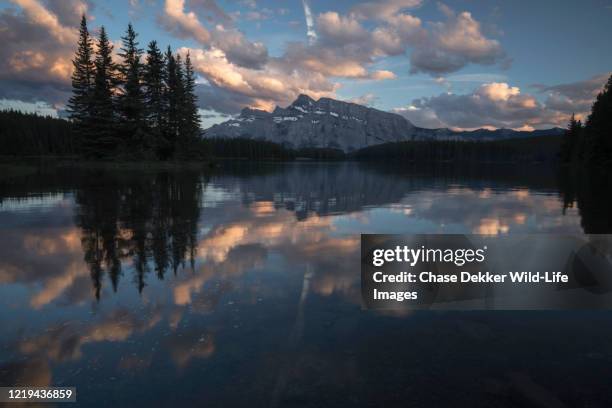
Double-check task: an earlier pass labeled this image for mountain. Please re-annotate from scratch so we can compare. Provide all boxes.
[204,94,564,152]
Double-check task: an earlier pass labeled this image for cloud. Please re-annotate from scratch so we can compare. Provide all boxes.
[0,0,86,108]
[282,43,382,79]
[316,12,369,45]
[175,3,410,114]
[409,5,506,75]
[210,25,268,68]
[158,0,268,68]
[190,0,232,23]
[0,80,71,109]
[533,72,610,118]
[45,0,91,27]
[395,82,569,130]
[0,0,505,120]
[288,2,503,85]
[158,0,211,43]
[370,70,396,80]
[184,47,338,113]
[302,0,317,44]
[443,73,509,83]
[268,12,402,82]
[10,0,79,44]
[371,13,423,55]
[350,0,423,20]
[152,0,507,115]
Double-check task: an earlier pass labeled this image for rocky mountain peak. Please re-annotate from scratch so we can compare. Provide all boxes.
[205,95,564,152]
[292,94,316,107]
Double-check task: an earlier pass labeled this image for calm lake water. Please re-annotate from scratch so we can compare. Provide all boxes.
[1,162,611,407]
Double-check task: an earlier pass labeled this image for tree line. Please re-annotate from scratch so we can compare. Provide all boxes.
[352,136,562,163]
[560,74,612,166]
[68,16,202,159]
[0,110,75,156]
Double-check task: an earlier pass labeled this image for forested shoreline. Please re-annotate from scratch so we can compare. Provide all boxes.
[0,111,563,163]
[0,110,76,157]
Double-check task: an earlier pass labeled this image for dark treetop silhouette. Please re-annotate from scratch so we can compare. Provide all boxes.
[559,75,612,167]
[67,16,202,160]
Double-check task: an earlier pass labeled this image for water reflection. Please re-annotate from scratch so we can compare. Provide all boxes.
[1,162,611,407]
[74,170,202,298]
[559,167,612,233]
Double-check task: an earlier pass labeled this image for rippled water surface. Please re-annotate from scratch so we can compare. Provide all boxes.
[1,162,611,407]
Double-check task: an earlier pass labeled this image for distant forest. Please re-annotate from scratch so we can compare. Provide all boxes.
[0,110,75,156]
[353,136,563,163]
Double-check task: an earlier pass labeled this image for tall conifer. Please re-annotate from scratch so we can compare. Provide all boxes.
[560,113,582,163]
[118,23,145,148]
[163,46,179,156]
[67,15,95,135]
[88,26,118,157]
[584,74,612,164]
[143,40,166,157]
[144,41,165,129]
[175,54,186,144]
[64,22,203,159]
[183,52,200,140]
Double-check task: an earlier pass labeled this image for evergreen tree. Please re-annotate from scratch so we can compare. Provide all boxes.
[144,40,166,158]
[67,15,95,137]
[181,52,201,149]
[9,21,206,160]
[162,46,179,158]
[584,74,612,165]
[175,53,187,151]
[118,23,145,150]
[559,113,582,163]
[143,41,165,133]
[87,26,119,158]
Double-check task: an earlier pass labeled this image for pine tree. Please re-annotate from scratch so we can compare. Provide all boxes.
[143,40,166,158]
[173,51,201,158]
[175,53,187,152]
[182,51,200,144]
[162,46,179,158]
[87,26,119,158]
[67,15,95,138]
[118,23,145,150]
[560,113,582,163]
[144,41,165,129]
[584,74,612,165]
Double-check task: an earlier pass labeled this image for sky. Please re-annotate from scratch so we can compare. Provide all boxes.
[0,0,611,130]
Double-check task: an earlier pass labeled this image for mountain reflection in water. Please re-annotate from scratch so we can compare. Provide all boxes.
[0,162,611,407]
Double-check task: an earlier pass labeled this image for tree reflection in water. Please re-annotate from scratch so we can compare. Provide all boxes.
[558,167,612,234]
[75,169,203,299]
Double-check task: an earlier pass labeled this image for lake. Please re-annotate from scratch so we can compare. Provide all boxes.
[1,161,611,407]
